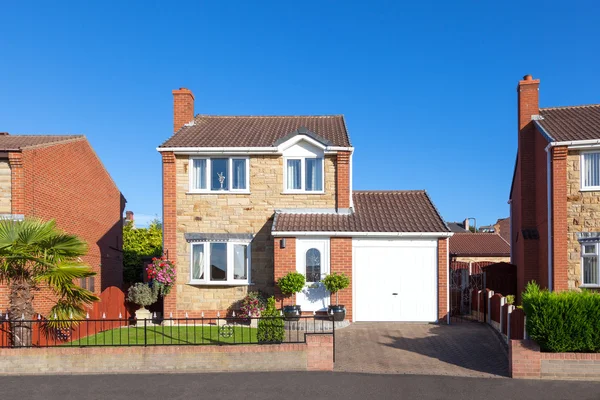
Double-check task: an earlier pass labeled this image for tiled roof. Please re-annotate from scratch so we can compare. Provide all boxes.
[159,115,351,148]
[538,105,600,142]
[0,134,84,151]
[272,191,450,233]
[449,233,510,257]
[447,222,469,233]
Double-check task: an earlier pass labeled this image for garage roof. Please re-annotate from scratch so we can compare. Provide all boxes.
[272,191,450,234]
[449,233,510,257]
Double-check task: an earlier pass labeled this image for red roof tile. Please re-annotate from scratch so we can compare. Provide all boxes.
[0,134,84,151]
[273,191,449,233]
[159,115,351,148]
[449,233,510,257]
[538,105,600,142]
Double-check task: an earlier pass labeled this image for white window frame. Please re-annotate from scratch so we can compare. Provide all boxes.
[188,156,250,194]
[581,242,600,287]
[580,151,600,191]
[283,156,325,194]
[189,241,251,286]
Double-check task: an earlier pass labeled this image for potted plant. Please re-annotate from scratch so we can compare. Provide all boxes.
[146,256,176,297]
[127,282,158,325]
[323,272,350,321]
[276,271,305,321]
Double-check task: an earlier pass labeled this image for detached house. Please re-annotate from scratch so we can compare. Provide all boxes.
[511,75,600,301]
[159,88,451,322]
[0,134,125,315]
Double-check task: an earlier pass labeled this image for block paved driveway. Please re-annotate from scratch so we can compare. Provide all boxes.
[335,322,509,377]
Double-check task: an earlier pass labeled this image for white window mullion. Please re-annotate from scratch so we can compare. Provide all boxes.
[206,158,212,191]
[227,243,234,281]
[301,159,306,191]
[228,158,233,191]
[205,243,211,281]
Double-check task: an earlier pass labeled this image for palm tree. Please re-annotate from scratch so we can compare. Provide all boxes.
[0,218,99,346]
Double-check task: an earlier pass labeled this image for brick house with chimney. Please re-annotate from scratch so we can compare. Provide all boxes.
[510,75,600,302]
[0,134,125,315]
[159,88,452,322]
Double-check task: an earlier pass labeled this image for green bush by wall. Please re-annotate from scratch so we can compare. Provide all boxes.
[522,282,600,353]
[257,296,285,344]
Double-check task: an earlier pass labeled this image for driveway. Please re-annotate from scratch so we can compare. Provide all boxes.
[335,322,508,377]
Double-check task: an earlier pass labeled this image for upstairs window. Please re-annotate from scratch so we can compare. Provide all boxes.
[284,157,323,193]
[190,157,249,193]
[581,152,600,190]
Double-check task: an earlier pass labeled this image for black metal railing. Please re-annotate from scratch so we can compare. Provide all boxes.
[0,315,335,348]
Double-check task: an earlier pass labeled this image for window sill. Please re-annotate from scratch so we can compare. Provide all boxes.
[187,191,251,195]
[281,191,325,195]
[579,284,600,289]
[580,187,600,192]
[187,281,253,286]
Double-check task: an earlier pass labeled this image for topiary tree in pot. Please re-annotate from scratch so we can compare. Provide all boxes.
[127,282,158,325]
[323,272,350,321]
[276,271,305,321]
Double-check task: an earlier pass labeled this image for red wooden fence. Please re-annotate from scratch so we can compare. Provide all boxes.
[510,307,525,340]
[490,293,502,323]
[501,304,509,335]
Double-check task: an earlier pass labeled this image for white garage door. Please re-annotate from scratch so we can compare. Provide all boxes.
[354,239,438,322]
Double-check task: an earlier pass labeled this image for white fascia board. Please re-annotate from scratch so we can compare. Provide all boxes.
[156,146,354,154]
[272,231,453,238]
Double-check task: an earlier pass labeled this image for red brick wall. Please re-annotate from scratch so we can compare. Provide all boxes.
[336,151,351,209]
[438,237,448,323]
[0,139,124,316]
[172,88,194,133]
[552,146,569,292]
[330,237,352,320]
[534,126,549,290]
[510,339,541,379]
[161,151,177,317]
[273,237,296,306]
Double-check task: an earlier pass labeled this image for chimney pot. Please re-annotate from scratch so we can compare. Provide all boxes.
[523,74,533,81]
[125,211,134,221]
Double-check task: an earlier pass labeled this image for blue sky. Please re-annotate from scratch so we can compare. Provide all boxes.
[1,1,599,228]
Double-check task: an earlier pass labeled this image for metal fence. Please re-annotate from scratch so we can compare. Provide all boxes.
[0,315,335,348]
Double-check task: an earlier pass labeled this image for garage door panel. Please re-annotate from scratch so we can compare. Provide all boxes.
[354,239,438,322]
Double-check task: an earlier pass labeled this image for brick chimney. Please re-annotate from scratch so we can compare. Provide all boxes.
[518,74,540,130]
[125,210,134,223]
[173,88,195,133]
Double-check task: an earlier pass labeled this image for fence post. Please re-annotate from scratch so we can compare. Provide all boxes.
[487,290,494,324]
[523,315,528,340]
[144,318,147,347]
[499,297,506,335]
[507,305,514,342]
[477,290,482,321]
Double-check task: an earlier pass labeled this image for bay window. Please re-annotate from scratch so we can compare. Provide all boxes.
[189,157,249,192]
[190,242,250,285]
[581,242,600,287]
[284,157,324,192]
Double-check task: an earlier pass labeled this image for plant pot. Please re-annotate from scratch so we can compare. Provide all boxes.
[328,305,346,322]
[135,307,152,326]
[282,305,301,321]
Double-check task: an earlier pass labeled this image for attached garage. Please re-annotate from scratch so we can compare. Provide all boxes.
[353,239,438,322]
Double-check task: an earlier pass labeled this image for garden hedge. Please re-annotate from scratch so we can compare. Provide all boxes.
[522,282,600,353]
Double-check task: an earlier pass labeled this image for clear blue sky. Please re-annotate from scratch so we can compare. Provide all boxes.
[1,1,599,228]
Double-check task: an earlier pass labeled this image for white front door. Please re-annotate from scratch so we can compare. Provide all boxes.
[296,238,330,311]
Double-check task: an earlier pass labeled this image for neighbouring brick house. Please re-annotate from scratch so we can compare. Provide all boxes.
[510,74,600,301]
[0,133,125,315]
[159,88,452,322]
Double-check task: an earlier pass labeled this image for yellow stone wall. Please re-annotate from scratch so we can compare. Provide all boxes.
[454,256,510,264]
[174,154,337,312]
[0,161,11,214]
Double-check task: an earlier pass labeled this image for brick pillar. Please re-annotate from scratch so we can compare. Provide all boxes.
[306,334,334,371]
[8,152,24,215]
[336,151,351,210]
[273,237,296,307]
[162,151,177,317]
[552,146,568,291]
[330,237,352,320]
[172,88,195,133]
[438,237,448,323]
[509,339,541,379]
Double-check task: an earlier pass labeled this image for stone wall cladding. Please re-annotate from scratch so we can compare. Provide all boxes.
[172,154,337,316]
[0,334,333,374]
[566,150,599,290]
[0,161,11,213]
[454,256,510,263]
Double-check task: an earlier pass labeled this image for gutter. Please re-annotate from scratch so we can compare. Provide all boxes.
[156,146,355,153]
[271,231,454,238]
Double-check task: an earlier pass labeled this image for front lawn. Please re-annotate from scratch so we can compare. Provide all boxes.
[67,324,258,346]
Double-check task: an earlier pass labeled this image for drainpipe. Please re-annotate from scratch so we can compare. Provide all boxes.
[546,144,553,291]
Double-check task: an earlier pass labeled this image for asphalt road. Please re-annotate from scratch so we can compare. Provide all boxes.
[1,372,599,400]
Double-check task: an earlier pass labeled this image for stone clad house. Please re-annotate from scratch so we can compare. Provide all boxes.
[159,88,452,322]
[510,75,600,301]
[0,133,125,315]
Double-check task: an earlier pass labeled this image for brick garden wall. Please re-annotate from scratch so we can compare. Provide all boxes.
[0,334,333,375]
[438,238,448,323]
[510,339,600,380]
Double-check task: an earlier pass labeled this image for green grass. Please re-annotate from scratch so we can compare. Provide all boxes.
[66,325,258,346]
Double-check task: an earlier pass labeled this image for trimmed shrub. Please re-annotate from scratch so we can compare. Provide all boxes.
[522,282,600,352]
[323,273,350,305]
[277,272,305,297]
[257,296,285,344]
[127,283,158,308]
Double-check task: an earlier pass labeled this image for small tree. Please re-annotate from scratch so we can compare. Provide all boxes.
[323,273,350,305]
[257,296,284,343]
[277,271,305,305]
[123,220,162,283]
